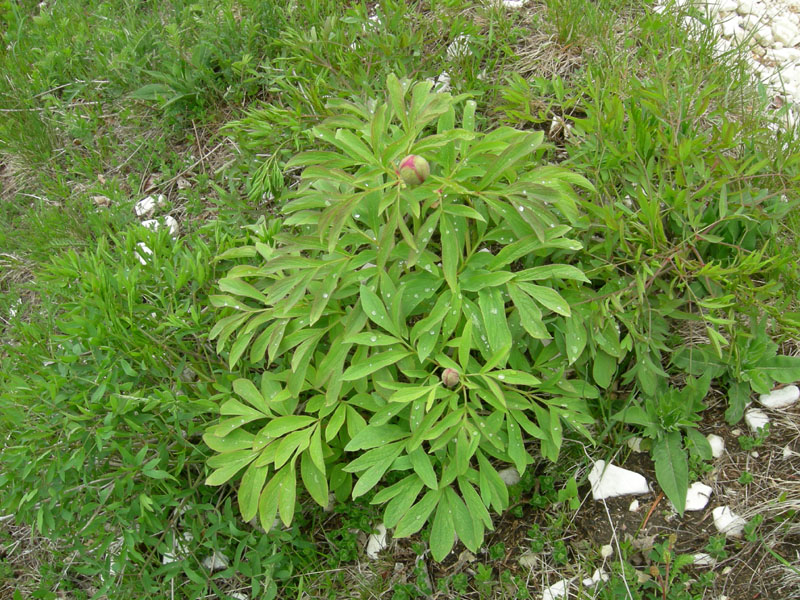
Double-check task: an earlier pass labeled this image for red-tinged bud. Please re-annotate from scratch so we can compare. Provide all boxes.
[442,368,460,388]
[398,155,430,186]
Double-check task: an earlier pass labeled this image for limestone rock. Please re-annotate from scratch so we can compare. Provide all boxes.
[588,460,649,500]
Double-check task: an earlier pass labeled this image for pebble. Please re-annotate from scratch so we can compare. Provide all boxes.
[684,482,713,511]
[629,499,640,512]
[498,467,521,486]
[134,242,153,265]
[134,194,165,217]
[712,506,746,537]
[666,0,800,129]
[201,551,230,571]
[365,523,388,560]
[542,578,570,600]
[707,433,726,458]
[758,384,800,408]
[588,460,649,500]
[693,552,717,566]
[581,568,609,587]
[141,215,179,237]
[744,408,770,432]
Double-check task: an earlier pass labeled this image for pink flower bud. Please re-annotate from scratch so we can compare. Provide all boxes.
[442,368,460,388]
[398,155,430,186]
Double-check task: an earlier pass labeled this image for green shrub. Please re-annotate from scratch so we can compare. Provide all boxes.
[204,76,597,561]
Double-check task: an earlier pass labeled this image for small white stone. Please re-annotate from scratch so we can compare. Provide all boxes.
[750,451,759,458]
[434,70,451,93]
[581,568,608,587]
[201,551,229,571]
[753,25,774,47]
[720,17,739,39]
[141,216,179,237]
[542,579,570,600]
[707,434,725,458]
[783,445,795,459]
[135,242,153,265]
[772,22,795,47]
[629,499,640,512]
[229,594,248,600]
[518,550,537,569]
[498,467,521,486]
[736,0,755,15]
[134,194,166,217]
[685,482,713,511]
[693,552,716,567]
[627,437,645,453]
[744,408,770,433]
[588,460,649,500]
[712,506,746,537]
[446,35,471,60]
[498,0,527,8]
[365,523,388,560]
[758,385,799,409]
[600,544,613,559]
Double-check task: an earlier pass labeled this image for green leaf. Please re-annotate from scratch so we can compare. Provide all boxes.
[506,283,549,339]
[725,380,750,425]
[351,443,405,499]
[458,476,493,531]
[478,288,512,356]
[445,487,480,552]
[409,447,438,490]
[443,203,486,221]
[514,264,589,283]
[685,427,712,461]
[278,463,297,526]
[516,282,571,316]
[383,477,425,529]
[219,277,269,304]
[258,470,282,532]
[430,494,455,561]
[394,490,441,538]
[262,415,316,438]
[233,378,271,414]
[360,285,401,337]
[592,350,616,389]
[344,332,402,346]
[506,415,527,474]
[565,315,587,365]
[205,450,258,486]
[477,131,543,189]
[300,450,329,507]
[238,461,269,521]
[477,452,508,512]
[440,213,459,290]
[755,355,800,384]
[653,432,688,516]
[345,424,409,451]
[341,348,412,381]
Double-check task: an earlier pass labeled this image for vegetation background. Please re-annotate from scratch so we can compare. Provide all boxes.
[1,0,799,599]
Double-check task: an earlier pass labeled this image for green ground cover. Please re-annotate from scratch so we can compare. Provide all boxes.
[2,1,799,598]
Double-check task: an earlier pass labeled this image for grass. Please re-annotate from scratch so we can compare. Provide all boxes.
[2,0,800,598]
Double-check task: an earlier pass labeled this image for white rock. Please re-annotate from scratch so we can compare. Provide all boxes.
[712,506,746,537]
[446,35,471,60]
[736,0,756,15]
[498,467,521,486]
[201,551,229,571]
[588,460,649,500]
[753,25,774,47]
[134,242,153,265]
[542,579,570,600]
[627,437,645,453]
[134,194,165,217]
[581,568,608,587]
[685,482,713,511]
[693,552,716,566]
[433,70,451,93]
[600,544,613,559]
[783,445,795,458]
[498,0,527,8]
[772,21,797,46]
[714,0,739,12]
[518,551,537,569]
[629,499,640,512]
[365,523,388,560]
[720,16,740,38]
[758,385,799,409]
[141,215,179,237]
[744,408,770,433]
[707,434,725,458]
